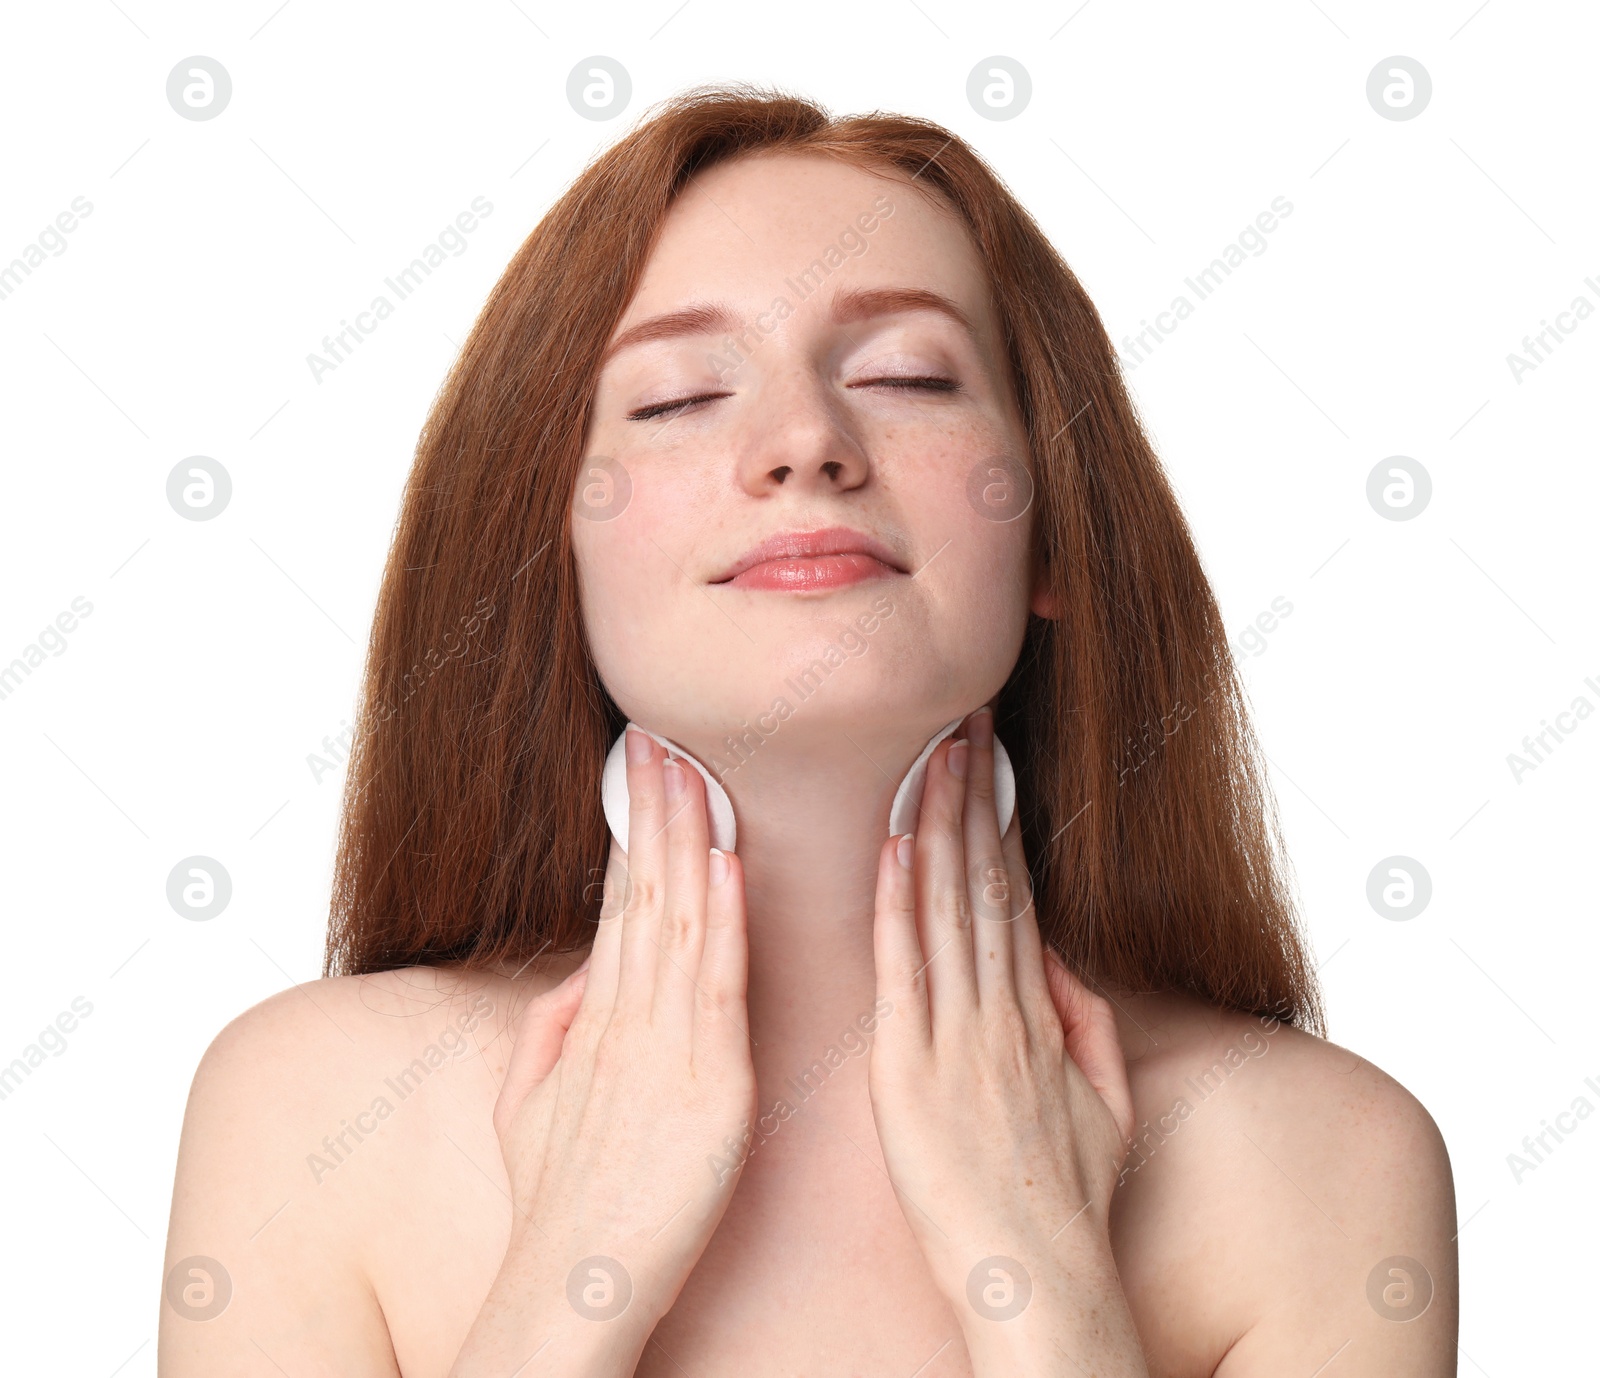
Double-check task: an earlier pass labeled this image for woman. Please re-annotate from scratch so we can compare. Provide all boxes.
[160,86,1457,1375]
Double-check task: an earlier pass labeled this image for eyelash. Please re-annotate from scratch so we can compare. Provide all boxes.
[627,374,961,422]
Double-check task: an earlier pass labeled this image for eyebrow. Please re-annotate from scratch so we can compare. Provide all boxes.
[598,285,980,367]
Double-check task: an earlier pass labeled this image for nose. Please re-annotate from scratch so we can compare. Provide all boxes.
[734,371,869,495]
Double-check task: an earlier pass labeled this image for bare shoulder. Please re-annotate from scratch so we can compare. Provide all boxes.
[185,962,529,1088]
[1108,991,1458,1376]
[158,958,578,1376]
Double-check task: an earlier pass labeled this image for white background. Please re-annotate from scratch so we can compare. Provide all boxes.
[1,1,1594,1372]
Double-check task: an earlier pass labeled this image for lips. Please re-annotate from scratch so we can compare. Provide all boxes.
[710,525,907,592]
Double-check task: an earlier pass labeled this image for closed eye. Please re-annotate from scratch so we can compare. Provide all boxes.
[853,374,962,396]
[627,375,962,422]
[627,391,730,422]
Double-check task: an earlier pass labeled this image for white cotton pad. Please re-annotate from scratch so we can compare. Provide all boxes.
[602,725,739,853]
[888,717,1015,841]
[602,716,1015,854]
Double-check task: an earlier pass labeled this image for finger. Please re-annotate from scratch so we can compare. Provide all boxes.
[695,845,752,1058]
[872,832,932,1048]
[961,707,1017,1009]
[1043,948,1136,1147]
[574,835,630,1026]
[916,734,978,1022]
[651,753,710,1029]
[617,727,670,1000]
[493,964,591,1140]
[998,807,1052,1032]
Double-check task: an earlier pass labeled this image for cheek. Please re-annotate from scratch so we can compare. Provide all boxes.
[937,523,1033,665]
[860,516,1032,718]
[852,421,1034,667]
[573,479,747,715]
[895,424,1034,603]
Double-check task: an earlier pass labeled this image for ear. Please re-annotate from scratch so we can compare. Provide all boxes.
[1029,562,1063,620]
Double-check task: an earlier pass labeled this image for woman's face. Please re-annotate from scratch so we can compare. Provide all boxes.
[572,150,1051,763]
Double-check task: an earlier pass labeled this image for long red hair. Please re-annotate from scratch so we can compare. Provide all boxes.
[323,83,1325,1034]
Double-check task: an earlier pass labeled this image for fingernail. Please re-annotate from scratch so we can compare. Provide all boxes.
[708,847,730,887]
[626,727,651,764]
[968,707,993,749]
[948,739,969,780]
[896,833,915,870]
[663,758,685,799]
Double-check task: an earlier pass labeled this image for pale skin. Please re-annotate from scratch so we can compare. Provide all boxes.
[160,152,1458,1375]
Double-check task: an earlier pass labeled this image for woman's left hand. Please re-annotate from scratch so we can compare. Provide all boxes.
[867,706,1148,1375]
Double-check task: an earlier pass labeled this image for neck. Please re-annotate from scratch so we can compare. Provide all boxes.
[703,718,944,1054]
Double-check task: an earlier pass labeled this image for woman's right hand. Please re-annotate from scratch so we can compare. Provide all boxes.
[481,726,756,1361]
